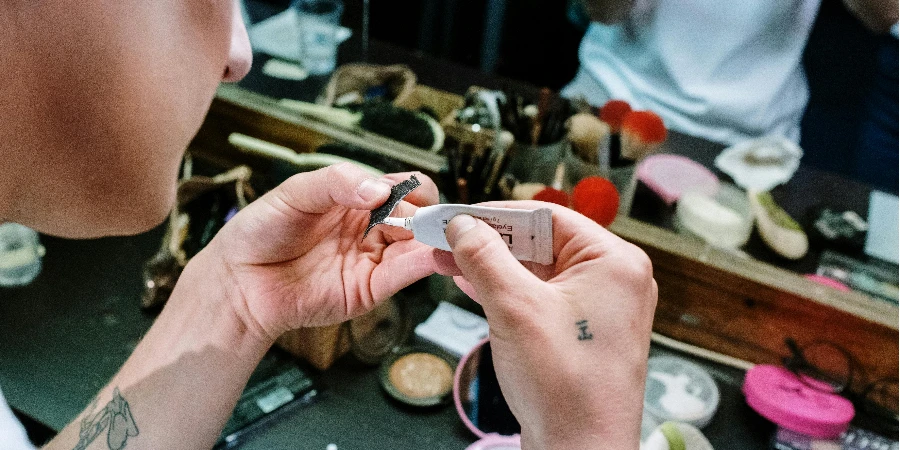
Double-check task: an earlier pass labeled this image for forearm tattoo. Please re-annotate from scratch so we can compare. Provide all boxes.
[73,388,139,450]
[576,320,594,341]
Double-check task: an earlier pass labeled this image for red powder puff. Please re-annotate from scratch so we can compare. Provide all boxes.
[533,187,570,207]
[573,177,620,227]
[599,100,632,132]
[621,110,667,145]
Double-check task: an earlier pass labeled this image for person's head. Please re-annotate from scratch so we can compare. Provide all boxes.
[0,0,252,238]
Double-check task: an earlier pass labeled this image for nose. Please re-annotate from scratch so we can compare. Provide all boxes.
[223,1,252,82]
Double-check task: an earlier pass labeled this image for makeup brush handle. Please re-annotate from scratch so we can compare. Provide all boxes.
[278,99,360,129]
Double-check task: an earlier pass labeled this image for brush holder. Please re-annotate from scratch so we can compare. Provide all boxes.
[504,140,569,190]
[565,149,638,218]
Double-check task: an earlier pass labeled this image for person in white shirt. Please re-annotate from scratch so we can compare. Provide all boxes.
[0,1,657,449]
[565,0,898,146]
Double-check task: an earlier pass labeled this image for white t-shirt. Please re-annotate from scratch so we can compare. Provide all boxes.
[562,0,821,145]
[0,388,35,450]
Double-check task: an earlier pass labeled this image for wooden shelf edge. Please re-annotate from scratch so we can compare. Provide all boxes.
[609,216,898,329]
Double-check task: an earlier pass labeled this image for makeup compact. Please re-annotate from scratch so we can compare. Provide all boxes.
[644,356,720,428]
[453,338,522,450]
[379,346,457,407]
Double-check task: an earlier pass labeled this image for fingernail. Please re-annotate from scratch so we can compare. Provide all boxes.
[357,179,390,202]
[445,215,478,245]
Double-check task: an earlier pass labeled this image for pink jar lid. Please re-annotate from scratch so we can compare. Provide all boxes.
[636,154,720,205]
[742,365,854,438]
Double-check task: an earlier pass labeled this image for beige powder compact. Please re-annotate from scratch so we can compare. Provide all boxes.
[379,347,456,407]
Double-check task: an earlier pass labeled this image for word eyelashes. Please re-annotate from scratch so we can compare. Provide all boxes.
[576,320,594,341]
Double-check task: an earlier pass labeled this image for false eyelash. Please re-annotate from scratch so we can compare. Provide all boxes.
[363,175,421,238]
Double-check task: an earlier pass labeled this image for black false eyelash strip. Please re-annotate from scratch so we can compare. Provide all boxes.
[363,174,421,238]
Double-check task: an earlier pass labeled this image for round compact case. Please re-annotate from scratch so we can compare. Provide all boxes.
[379,346,457,407]
[453,338,522,450]
[644,356,721,428]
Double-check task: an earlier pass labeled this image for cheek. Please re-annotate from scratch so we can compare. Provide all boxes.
[28,0,234,235]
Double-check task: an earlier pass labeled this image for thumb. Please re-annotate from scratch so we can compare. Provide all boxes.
[445,215,541,301]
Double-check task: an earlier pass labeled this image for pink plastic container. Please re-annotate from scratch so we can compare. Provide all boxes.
[742,364,854,439]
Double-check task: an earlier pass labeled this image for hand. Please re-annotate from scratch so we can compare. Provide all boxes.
[199,163,448,343]
[444,201,657,450]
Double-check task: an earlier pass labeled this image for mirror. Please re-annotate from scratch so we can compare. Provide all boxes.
[453,339,522,449]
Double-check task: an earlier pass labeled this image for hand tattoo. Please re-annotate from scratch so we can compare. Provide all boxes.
[74,388,139,450]
[576,320,594,341]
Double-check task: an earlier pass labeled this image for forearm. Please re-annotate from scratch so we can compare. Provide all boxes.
[843,0,898,33]
[581,0,635,24]
[44,249,271,450]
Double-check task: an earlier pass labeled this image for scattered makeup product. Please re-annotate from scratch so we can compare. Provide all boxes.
[804,274,851,292]
[414,301,489,358]
[454,339,522,450]
[567,113,611,167]
[816,250,899,303]
[0,223,45,287]
[380,204,554,264]
[510,182,547,201]
[620,110,667,162]
[714,137,802,192]
[279,99,445,151]
[675,184,753,249]
[742,364,854,439]
[216,352,318,448]
[749,191,809,260]
[644,356,720,429]
[379,346,456,407]
[641,422,714,450]
[637,154,720,206]
[572,177,620,227]
[261,58,309,81]
[364,174,421,238]
[808,207,868,254]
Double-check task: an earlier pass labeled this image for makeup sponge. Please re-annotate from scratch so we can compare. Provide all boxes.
[599,99,632,132]
[573,177,620,227]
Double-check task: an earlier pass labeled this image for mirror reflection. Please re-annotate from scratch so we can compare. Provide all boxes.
[456,341,521,438]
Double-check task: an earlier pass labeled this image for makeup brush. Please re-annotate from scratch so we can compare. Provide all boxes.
[620,110,667,162]
[567,113,611,164]
[573,176,620,227]
[598,100,632,165]
[531,88,552,146]
[532,163,569,206]
[279,99,445,152]
[511,182,548,201]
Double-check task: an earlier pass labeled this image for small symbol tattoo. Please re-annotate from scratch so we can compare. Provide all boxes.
[576,320,593,341]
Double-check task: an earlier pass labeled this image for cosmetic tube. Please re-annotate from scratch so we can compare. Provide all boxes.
[383,205,553,264]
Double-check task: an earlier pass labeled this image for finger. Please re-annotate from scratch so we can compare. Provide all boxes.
[474,200,623,268]
[433,250,462,277]
[369,239,443,300]
[269,162,392,214]
[381,172,439,207]
[452,276,479,302]
[445,215,542,301]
